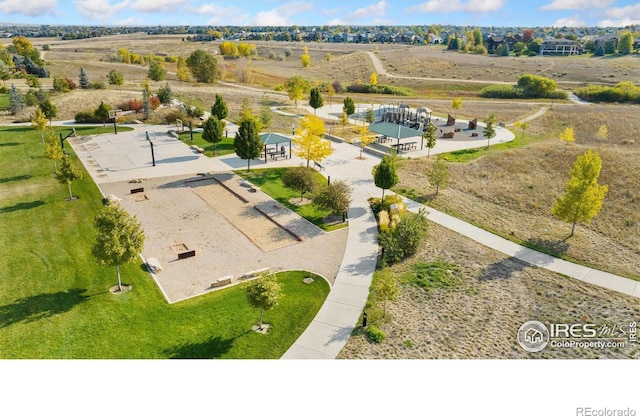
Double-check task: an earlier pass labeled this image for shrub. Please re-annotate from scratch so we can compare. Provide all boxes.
[574,82,640,103]
[332,80,344,94]
[75,110,99,123]
[283,48,292,57]
[378,210,390,232]
[379,208,429,265]
[594,46,605,57]
[149,96,161,110]
[346,83,415,96]
[370,194,403,215]
[65,77,77,90]
[480,85,523,99]
[53,77,71,93]
[164,109,182,124]
[365,326,386,343]
[122,99,143,113]
[89,81,106,89]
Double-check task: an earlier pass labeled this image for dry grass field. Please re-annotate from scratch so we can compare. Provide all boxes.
[396,104,640,280]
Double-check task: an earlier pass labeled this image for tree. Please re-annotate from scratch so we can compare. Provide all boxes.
[373,155,398,199]
[596,123,608,147]
[31,107,48,144]
[142,88,151,120]
[284,75,310,107]
[517,74,556,98]
[559,126,575,152]
[473,28,484,46]
[364,107,375,124]
[370,72,378,85]
[424,122,437,158]
[618,32,633,55]
[340,110,349,132]
[202,115,224,155]
[356,125,376,159]
[308,87,323,115]
[44,132,63,174]
[312,180,352,222]
[343,96,355,116]
[186,49,218,83]
[94,101,111,127]
[219,41,239,57]
[245,272,282,331]
[483,113,496,149]
[39,99,58,127]
[259,94,272,130]
[514,120,529,139]
[234,118,263,172]
[552,149,608,237]
[79,67,90,89]
[451,98,462,117]
[56,155,82,200]
[293,115,331,168]
[428,159,450,195]
[374,270,398,318]
[9,84,25,115]
[211,94,228,121]
[148,60,166,81]
[522,29,534,43]
[157,82,172,104]
[92,204,146,292]
[499,42,510,56]
[282,166,317,201]
[108,69,124,90]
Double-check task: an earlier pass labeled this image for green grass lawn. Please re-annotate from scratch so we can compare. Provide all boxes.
[235,167,349,232]
[0,93,8,111]
[177,130,236,157]
[438,129,542,163]
[0,126,329,358]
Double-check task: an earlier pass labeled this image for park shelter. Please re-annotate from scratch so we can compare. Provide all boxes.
[368,122,424,150]
[260,132,293,163]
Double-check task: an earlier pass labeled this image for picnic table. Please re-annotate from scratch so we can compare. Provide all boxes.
[390,141,417,152]
[376,135,389,143]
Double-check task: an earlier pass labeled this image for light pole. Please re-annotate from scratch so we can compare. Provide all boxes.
[145,132,156,167]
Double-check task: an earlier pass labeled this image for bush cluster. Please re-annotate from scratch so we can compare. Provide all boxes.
[365,326,386,343]
[574,82,640,103]
[346,83,415,96]
[481,74,568,100]
[379,208,429,266]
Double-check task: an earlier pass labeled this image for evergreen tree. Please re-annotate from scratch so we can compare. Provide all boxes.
[343,96,355,116]
[142,88,151,120]
[79,67,90,89]
[552,150,608,237]
[373,155,399,199]
[234,118,263,172]
[9,84,25,115]
[157,82,172,104]
[308,87,323,115]
[202,115,223,155]
[211,94,228,120]
[39,99,58,127]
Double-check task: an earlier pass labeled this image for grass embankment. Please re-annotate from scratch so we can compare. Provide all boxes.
[0,126,329,358]
[235,167,348,232]
[176,130,236,157]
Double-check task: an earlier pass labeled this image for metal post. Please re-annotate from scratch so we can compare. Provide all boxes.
[146,132,155,167]
[189,121,193,142]
[113,118,118,135]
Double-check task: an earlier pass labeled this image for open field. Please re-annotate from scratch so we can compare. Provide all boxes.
[339,222,640,359]
[0,126,330,358]
[395,105,640,280]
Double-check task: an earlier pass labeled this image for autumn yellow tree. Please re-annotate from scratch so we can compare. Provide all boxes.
[451,98,462,117]
[355,125,376,159]
[293,115,332,168]
[370,72,378,85]
[300,46,311,68]
[559,126,575,151]
[596,124,608,147]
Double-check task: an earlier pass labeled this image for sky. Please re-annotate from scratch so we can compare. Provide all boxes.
[0,0,639,28]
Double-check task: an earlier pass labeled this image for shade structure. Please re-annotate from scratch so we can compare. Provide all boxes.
[260,132,293,162]
[368,121,425,151]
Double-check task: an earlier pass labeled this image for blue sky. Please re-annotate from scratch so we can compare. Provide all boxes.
[0,0,639,27]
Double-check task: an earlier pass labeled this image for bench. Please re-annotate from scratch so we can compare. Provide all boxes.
[130,187,144,194]
[250,186,260,193]
[471,132,479,137]
[314,161,325,171]
[146,257,162,273]
[211,275,233,288]
[241,267,270,279]
[177,249,196,259]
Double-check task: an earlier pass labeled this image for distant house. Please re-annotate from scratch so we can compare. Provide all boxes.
[486,34,516,53]
[539,38,581,56]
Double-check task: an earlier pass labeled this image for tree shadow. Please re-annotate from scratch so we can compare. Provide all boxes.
[0,142,21,147]
[0,200,45,214]
[0,288,88,329]
[163,332,249,359]
[0,174,31,184]
[481,238,570,281]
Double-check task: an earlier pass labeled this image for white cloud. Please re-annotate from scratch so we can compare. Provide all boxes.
[198,4,250,26]
[598,4,640,26]
[407,0,504,13]
[250,2,313,26]
[130,0,189,12]
[541,0,613,11]
[0,0,57,16]
[74,0,130,21]
[552,15,586,27]
[346,1,388,20]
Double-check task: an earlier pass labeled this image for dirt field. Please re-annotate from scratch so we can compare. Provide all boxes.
[339,222,640,359]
